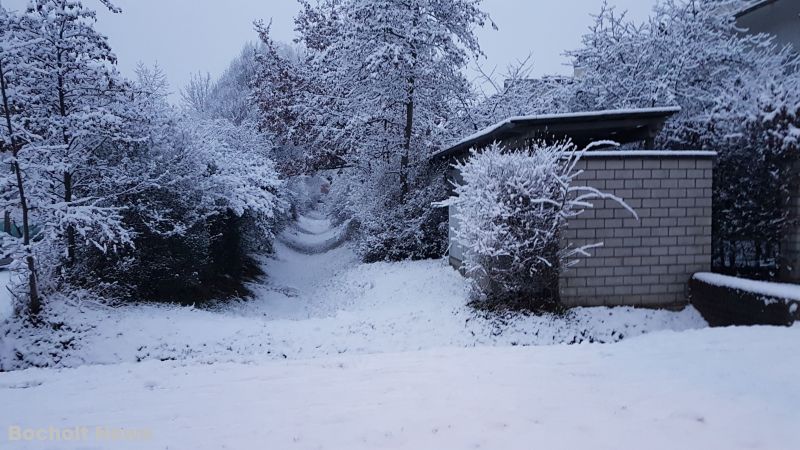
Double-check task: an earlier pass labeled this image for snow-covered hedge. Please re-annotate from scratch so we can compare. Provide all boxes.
[442,142,635,309]
[690,273,800,327]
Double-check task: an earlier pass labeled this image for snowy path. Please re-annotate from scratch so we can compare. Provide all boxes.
[234,213,360,320]
[1,326,798,450]
[2,211,706,370]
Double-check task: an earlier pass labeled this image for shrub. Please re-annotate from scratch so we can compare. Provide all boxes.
[328,160,450,263]
[443,142,635,310]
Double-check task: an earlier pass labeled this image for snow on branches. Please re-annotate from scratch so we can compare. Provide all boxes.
[182,118,288,238]
[1,1,290,313]
[283,0,492,260]
[443,142,635,308]
[566,0,799,148]
[1,0,134,312]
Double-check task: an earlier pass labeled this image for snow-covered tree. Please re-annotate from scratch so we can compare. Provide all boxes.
[181,72,213,117]
[0,5,42,313]
[250,23,314,177]
[456,55,574,136]
[0,0,137,313]
[210,42,263,126]
[10,0,139,283]
[555,0,800,275]
[567,0,798,148]
[79,61,289,303]
[290,0,492,260]
[183,118,287,235]
[2,0,290,311]
[443,142,635,308]
[252,22,306,143]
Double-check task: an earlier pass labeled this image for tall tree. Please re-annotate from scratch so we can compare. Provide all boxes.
[288,0,492,260]
[0,6,41,313]
[0,0,135,312]
[297,0,489,179]
[17,0,132,265]
[251,21,312,175]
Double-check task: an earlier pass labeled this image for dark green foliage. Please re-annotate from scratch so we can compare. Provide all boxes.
[357,161,450,263]
[74,192,267,305]
[712,87,800,276]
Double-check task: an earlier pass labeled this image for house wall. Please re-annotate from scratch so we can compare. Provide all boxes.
[781,159,800,282]
[448,203,464,267]
[447,167,465,268]
[559,152,714,307]
[737,0,800,52]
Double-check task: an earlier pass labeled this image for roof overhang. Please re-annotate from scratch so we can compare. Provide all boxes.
[432,106,681,161]
[735,0,779,18]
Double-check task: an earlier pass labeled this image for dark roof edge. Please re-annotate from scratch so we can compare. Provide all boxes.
[432,106,682,161]
[735,0,779,18]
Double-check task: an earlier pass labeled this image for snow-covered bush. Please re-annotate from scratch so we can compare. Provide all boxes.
[76,64,289,304]
[444,142,635,309]
[353,161,450,263]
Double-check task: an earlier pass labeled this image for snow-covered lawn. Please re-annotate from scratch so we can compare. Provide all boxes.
[1,325,798,450]
[1,214,705,370]
[0,213,797,449]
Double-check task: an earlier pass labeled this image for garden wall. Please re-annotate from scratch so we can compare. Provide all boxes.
[690,272,800,326]
[559,151,715,308]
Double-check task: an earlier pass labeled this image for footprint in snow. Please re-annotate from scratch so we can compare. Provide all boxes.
[1,380,44,389]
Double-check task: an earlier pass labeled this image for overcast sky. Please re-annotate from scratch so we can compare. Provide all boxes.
[3,0,658,100]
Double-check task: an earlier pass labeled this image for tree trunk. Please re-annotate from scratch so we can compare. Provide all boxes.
[64,170,75,262]
[57,51,76,264]
[0,58,41,315]
[12,157,40,315]
[400,76,415,202]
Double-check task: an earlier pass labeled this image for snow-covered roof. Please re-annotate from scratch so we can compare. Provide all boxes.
[433,106,681,161]
[581,150,717,158]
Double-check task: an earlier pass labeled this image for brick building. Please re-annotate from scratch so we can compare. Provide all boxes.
[433,107,716,308]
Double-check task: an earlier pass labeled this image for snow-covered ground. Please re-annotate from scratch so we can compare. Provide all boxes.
[0,213,705,370]
[1,212,797,449]
[1,325,798,450]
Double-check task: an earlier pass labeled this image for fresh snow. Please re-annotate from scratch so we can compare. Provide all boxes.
[581,150,717,157]
[1,326,798,450]
[0,213,706,370]
[693,272,800,302]
[1,213,796,449]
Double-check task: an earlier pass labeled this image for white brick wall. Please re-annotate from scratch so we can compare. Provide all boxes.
[559,154,714,308]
